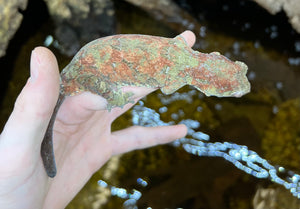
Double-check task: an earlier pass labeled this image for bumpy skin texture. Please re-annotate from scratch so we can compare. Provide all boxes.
[41,34,251,177]
[61,35,250,108]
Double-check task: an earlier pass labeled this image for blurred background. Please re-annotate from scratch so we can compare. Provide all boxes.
[1,0,300,208]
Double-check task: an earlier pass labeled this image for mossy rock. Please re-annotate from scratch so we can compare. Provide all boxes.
[262,98,300,170]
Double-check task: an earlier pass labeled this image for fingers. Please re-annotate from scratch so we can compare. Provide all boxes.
[111,124,187,155]
[179,30,196,47]
[0,47,60,158]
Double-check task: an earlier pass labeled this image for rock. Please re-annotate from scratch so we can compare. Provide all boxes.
[253,0,300,33]
[44,0,116,56]
[262,99,300,170]
[253,187,300,209]
[0,0,28,57]
[124,0,202,35]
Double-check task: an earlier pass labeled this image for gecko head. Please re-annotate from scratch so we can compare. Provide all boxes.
[191,52,251,98]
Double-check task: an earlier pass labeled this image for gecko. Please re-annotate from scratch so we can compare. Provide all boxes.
[41,34,251,178]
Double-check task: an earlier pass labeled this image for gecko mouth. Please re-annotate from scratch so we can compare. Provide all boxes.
[232,82,251,97]
[232,91,245,98]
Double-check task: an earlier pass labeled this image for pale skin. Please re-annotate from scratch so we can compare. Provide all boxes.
[0,31,195,209]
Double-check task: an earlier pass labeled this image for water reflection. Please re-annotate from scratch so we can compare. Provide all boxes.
[98,101,300,207]
[134,102,300,198]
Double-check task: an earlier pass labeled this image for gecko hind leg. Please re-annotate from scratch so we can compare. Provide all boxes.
[106,90,135,111]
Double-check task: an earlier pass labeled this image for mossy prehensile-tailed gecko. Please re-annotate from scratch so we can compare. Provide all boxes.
[41,34,251,178]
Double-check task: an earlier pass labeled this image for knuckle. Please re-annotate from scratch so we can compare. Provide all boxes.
[13,93,54,121]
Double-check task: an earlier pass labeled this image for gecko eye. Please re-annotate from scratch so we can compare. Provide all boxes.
[210,52,221,55]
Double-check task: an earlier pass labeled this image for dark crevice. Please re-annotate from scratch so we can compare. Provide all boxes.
[0,0,49,103]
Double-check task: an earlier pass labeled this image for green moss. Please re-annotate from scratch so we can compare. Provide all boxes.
[262,99,300,171]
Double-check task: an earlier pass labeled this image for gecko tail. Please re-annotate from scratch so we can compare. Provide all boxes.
[41,93,65,178]
[41,130,57,178]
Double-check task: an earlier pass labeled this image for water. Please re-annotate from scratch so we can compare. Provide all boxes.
[1,0,300,208]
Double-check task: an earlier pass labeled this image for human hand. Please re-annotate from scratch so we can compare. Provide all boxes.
[0,31,195,209]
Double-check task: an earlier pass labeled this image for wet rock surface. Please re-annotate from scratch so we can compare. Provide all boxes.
[0,0,28,57]
[253,187,300,209]
[253,0,300,33]
[124,0,202,34]
[44,0,116,56]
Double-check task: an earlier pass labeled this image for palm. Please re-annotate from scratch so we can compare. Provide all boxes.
[53,87,156,172]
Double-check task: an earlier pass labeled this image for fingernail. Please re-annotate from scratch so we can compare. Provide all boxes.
[30,49,40,82]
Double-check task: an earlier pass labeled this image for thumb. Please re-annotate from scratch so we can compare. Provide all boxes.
[0,47,60,165]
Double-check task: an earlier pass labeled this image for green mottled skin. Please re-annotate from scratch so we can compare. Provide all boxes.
[41,34,251,178]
